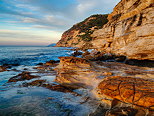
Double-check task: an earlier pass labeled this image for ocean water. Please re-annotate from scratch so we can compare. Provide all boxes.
[0,46,72,66]
[0,46,97,116]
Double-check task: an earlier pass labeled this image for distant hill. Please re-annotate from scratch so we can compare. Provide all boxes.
[47,43,56,47]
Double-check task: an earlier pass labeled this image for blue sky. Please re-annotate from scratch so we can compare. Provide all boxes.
[0,0,120,46]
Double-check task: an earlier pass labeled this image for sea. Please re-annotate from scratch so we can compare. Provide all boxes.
[0,46,97,116]
[0,46,72,66]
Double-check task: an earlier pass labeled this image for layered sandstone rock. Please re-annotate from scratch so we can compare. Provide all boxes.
[92,0,154,60]
[56,0,154,60]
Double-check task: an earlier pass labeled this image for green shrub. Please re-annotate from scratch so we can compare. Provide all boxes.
[66,14,109,42]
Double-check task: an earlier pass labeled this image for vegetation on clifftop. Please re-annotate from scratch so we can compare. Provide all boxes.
[56,14,109,46]
[76,14,108,41]
[68,14,108,42]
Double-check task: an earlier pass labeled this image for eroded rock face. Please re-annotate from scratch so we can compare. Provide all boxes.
[97,76,154,110]
[92,0,154,60]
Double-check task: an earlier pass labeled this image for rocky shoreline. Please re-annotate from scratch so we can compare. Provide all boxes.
[1,0,154,115]
[1,51,153,116]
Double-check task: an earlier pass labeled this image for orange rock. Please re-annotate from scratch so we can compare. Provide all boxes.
[58,56,91,68]
[98,76,154,110]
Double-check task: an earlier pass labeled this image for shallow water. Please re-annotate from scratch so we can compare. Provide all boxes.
[0,46,98,116]
[0,87,98,116]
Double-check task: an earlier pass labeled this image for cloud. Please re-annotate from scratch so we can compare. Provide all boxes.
[0,29,62,45]
[0,0,121,45]
[0,0,120,30]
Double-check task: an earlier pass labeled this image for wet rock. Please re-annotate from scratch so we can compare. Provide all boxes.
[83,51,105,61]
[22,79,80,95]
[2,63,19,68]
[42,84,78,94]
[45,60,59,66]
[0,66,6,72]
[37,63,44,65]
[72,50,82,57]
[8,72,39,82]
[34,60,60,72]
[55,57,92,88]
[97,76,154,110]
[105,107,138,116]
[22,80,46,87]
[89,104,108,116]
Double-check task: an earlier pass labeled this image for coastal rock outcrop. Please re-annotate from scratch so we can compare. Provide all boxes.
[56,0,154,60]
[55,56,154,115]
[8,72,39,82]
[55,56,93,88]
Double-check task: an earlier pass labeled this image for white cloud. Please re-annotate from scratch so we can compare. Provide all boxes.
[0,29,62,45]
[22,17,38,23]
[0,0,121,45]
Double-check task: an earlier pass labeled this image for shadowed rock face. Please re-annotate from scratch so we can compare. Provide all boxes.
[97,76,154,110]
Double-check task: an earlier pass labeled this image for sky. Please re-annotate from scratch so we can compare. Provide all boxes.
[0,0,120,46]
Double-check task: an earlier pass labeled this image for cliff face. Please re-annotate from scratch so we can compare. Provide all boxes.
[92,0,154,60]
[56,0,154,60]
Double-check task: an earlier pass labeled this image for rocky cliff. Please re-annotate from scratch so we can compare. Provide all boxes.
[56,0,154,60]
[56,14,108,48]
